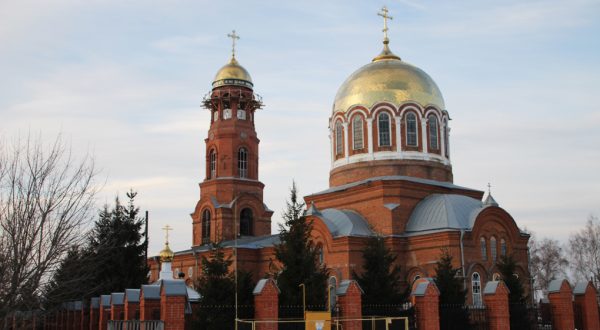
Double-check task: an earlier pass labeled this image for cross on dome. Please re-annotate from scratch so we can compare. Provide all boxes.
[227,30,240,58]
[162,224,173,244]
[377,6,393,42]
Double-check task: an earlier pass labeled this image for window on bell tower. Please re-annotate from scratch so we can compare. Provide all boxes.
[240,208,253,236]
[335,121,343,155]
[378,112,391,147]
[209,149,216,179]
[352,115,364,150]
[238,147,248,178]
[202,209,211,244]
[428,114,439,150]
[406,113,418,146]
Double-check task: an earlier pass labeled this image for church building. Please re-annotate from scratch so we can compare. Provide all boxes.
[149,11,531,305]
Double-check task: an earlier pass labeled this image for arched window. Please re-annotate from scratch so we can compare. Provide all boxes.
[328,276,337,311]
[378,112,391,146]
[352,116,364,150]
[428,114,439,150]
[238,148,248,178]
[406,113,418,146]
[317,245,324,265]
[209,149,216,179]
[202,209,211,244]
[240,208,253,236]
[472,272,482,306]
[480,237,487,261]
[443,119,449,157]
[335,121,343,155]
[490,236,497,262]
[501,238,507,256]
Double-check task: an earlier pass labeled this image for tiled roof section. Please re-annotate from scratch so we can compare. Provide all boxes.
[548,279,567,293]
[483,281,500,295]
[141,285,161,300]
[573,282,589,295]
[125,289,140,303]
[314,209,373,237]
[307,175,479,197]
[253,278,280,295]
[190,234,281,253]
[405,194,484,233]
[111,293,125,305]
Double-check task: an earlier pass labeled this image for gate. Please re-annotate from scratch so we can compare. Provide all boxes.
[107,320,164,330]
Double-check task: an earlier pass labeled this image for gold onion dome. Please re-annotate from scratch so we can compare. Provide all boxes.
[159,242,174,263]
[333,38,445,113]
[212,56,253,89]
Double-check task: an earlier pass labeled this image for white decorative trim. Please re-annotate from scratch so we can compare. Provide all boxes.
[395,116,402,153]
[332,150,450,169]
[366,118,374,159]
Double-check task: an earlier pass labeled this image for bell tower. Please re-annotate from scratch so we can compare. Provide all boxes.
[191,31,273,246]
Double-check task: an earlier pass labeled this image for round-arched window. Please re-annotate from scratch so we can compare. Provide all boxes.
[238,148,248,178]
[378,112,391,147]
[406,113,418,146]
[209,149,217,179]
[352,116,364,150]
[428,114,439,150]
[480,237,487,261]
[335,121,344,156]
[472,272,482,306]
[202,209,211,244]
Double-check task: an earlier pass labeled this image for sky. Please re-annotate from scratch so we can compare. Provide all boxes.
[1,0,599,255]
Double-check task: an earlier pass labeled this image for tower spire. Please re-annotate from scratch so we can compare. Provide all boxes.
[227,30,240,59]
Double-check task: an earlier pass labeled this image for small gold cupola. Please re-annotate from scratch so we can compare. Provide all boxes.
[159,225,174,263]
[212,30,253,89]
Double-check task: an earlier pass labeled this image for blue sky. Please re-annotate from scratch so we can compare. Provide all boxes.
[1,0,599,254]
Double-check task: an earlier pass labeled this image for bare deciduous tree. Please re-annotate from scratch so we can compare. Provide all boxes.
[0,135,98,316]
[529,235,568,297]
[568,215,600,287]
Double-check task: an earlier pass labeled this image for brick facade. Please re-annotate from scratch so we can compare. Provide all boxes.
[573,281,600,330]
[483,281,510,330]
[253,278,279,330]
[336,280,363,330]
[547,279,575,330]
[410,279,440,330]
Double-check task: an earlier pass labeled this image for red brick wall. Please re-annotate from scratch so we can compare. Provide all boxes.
[411,280,440,330]
[97,307,109,330]
[124,301,139,320]
[337,281,362,330]
[573,282,600,330]
[160,295,186,330]
[254,279,279,330]
[89,307,99,330]
[110,304,123,321]
[139,298,161,321]
[548,280,574,330]
[483,281,510,330]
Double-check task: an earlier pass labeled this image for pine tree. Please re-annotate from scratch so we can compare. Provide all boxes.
[434,249,469,329]
[87,190,148,296]
[352,235,403,305]
[43,247,93,308]
[195,243,236,329]
[274,182,329,308]
[497,254,528,329]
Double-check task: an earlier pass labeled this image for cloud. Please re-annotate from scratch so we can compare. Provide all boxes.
[151,35,218,53]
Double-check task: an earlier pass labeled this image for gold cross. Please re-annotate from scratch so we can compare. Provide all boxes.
[487,182,492,194]
[227,30,240,58]
[162,225,173,243]
[377,6,393,41]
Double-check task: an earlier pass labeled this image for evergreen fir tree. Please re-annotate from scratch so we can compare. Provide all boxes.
[352,235,403,305]
[497,254,528,329]
[195,243,235,329]
[43,246,93,308]
[87,190,148,296]
[434,249,469,329]
[274,182,329,308]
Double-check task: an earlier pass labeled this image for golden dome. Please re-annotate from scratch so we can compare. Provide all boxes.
[159,242,174,263]
[212,57,253,89]
[333,46,445,113]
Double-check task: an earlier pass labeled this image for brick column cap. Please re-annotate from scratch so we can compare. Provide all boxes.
[410,278,440,297]
[111,293,125,305]
[573,281,597,296]
[100,295,111,307]
[141,284,161,300]
[548,279,572,294]
[125,289,141,303]
[160,279,188,297]
[90,297,100,309]
[483,280,510,296]
[253,278,280,295]
[336,280,363,296]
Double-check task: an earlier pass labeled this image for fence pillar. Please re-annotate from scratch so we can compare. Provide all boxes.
[125,289,141,320]
[410,279,440,330]
[110,293,125,320]
[253,278,279,330]
[89,297,100,330]
[573,281,600,330]
[140,284,162,320]
[483,281,510,330]
[73,301,82,330]
[160,280,187,330]
[547,279,574,330]
[98,295,111,330]
[336,280,363,330]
